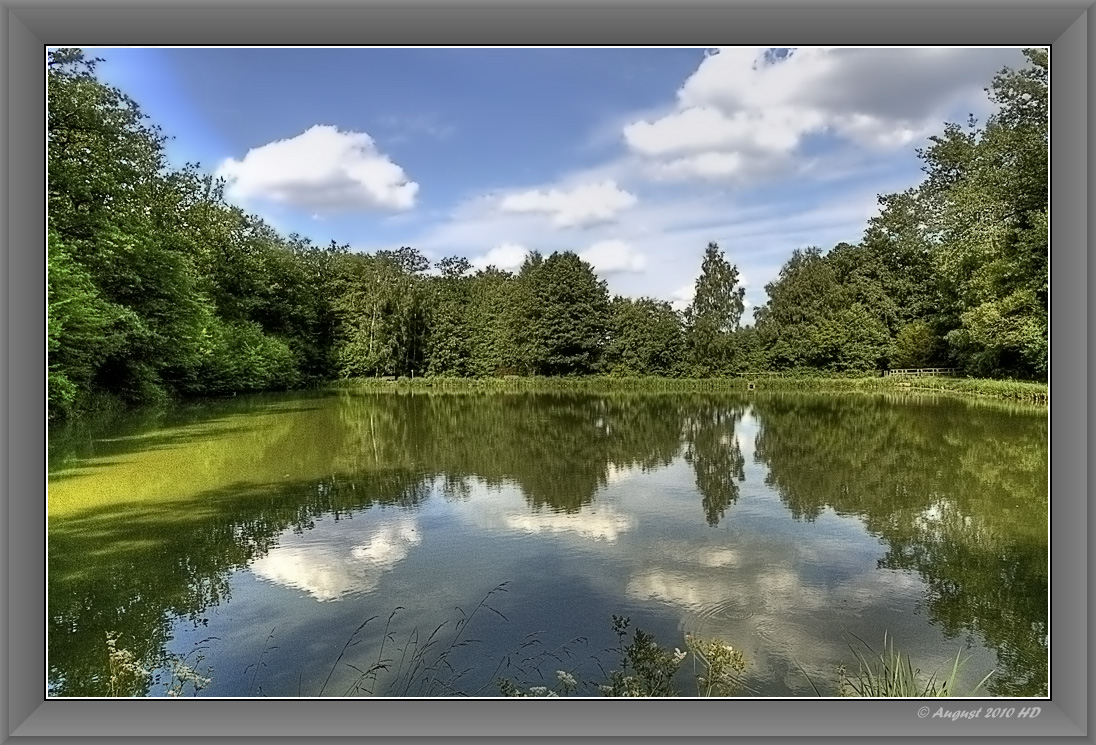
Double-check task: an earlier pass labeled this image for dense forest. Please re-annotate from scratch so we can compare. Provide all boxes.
[47,48,1048,421]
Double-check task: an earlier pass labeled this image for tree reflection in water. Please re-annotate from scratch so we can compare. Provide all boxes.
[47,389,1046,696]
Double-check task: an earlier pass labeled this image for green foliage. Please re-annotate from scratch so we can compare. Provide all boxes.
[511,251,611,376]
[598,615,683,697]
[684,633,746,697]
[915,48,1048,380]
[464,267,522,376]
[47,49,168,244]
[497,670,580,698]
[755,247,891,373]
[690,242,746,332]
[47,48,333,417]
[102,631,214,698]
[494,617,746,699]
[199,320,302,394]
[858,193,939,330]
[424,257,473,376]
[332,249,432,379]
[684,242,746,375]
[891,320,938,368]
[605,296,686,376]
[48,227,127,418]
[48,46,1049,422]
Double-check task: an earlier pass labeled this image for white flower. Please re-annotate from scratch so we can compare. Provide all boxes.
[556,670,578,688]
[673,648,687,664]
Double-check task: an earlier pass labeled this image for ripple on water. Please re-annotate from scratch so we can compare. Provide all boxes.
[694,596,756,626]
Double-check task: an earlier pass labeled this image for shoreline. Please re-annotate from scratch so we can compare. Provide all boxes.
[49,374,1049,425]
[334,374,1049,404]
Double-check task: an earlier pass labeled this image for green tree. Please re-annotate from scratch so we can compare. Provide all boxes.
[47,49,169,245]
[683,243,746,375]
[858,192,939,332]
[891,320,937,368]
[466,266,521,376]
[512,252,611,376]
[605,297,686,376]
[277,236,349,381]
[47,226,131,417]
[916,48,1048,379]
[755,246,892,373]
[333,254,401,377]
[426,257,475,376]
[48,48,321,409]
[377,248,433,376]
[49,48,204,406]
[332,248,432,378]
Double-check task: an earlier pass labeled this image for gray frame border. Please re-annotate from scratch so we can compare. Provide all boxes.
[5,0,1090,740]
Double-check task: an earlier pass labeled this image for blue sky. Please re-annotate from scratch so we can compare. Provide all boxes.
[84,46,1026,317]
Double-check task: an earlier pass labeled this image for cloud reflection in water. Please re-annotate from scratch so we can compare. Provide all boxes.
[250,517,421,601]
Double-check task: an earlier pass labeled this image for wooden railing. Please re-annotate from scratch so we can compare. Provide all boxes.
[882,367,958,378]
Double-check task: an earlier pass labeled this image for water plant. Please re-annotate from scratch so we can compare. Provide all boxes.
[104,631,149,697]
[160,640,215,697]
[105,610,1001,700]
[834,632,995,698]
[684,633,747,697]
[324,582,511,697]
[103,631,215,697]
[495,616,746,698]
[496,669,580,698]
[594,615,685,697]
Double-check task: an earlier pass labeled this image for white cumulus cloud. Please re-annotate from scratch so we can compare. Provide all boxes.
[216,124,419,212]
[669,282,695,312]
[580,239,646,275]
[470,242,529,272]
[623,46,1026,182]
[498,180,637,228]
[652,152,746,181]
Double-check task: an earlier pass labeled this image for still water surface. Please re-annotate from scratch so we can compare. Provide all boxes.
[47,388,1048,697]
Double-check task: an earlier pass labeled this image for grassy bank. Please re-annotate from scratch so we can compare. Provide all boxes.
[337,374,1048,404]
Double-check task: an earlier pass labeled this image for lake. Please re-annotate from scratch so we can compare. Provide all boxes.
[46,387,1049,698]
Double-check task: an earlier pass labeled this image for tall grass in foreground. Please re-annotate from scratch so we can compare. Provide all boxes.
[824,632,994,698]
[314,582,512,697]
[101,601,995,698]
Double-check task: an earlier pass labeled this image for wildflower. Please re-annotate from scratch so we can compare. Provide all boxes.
[556,670,577,689]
